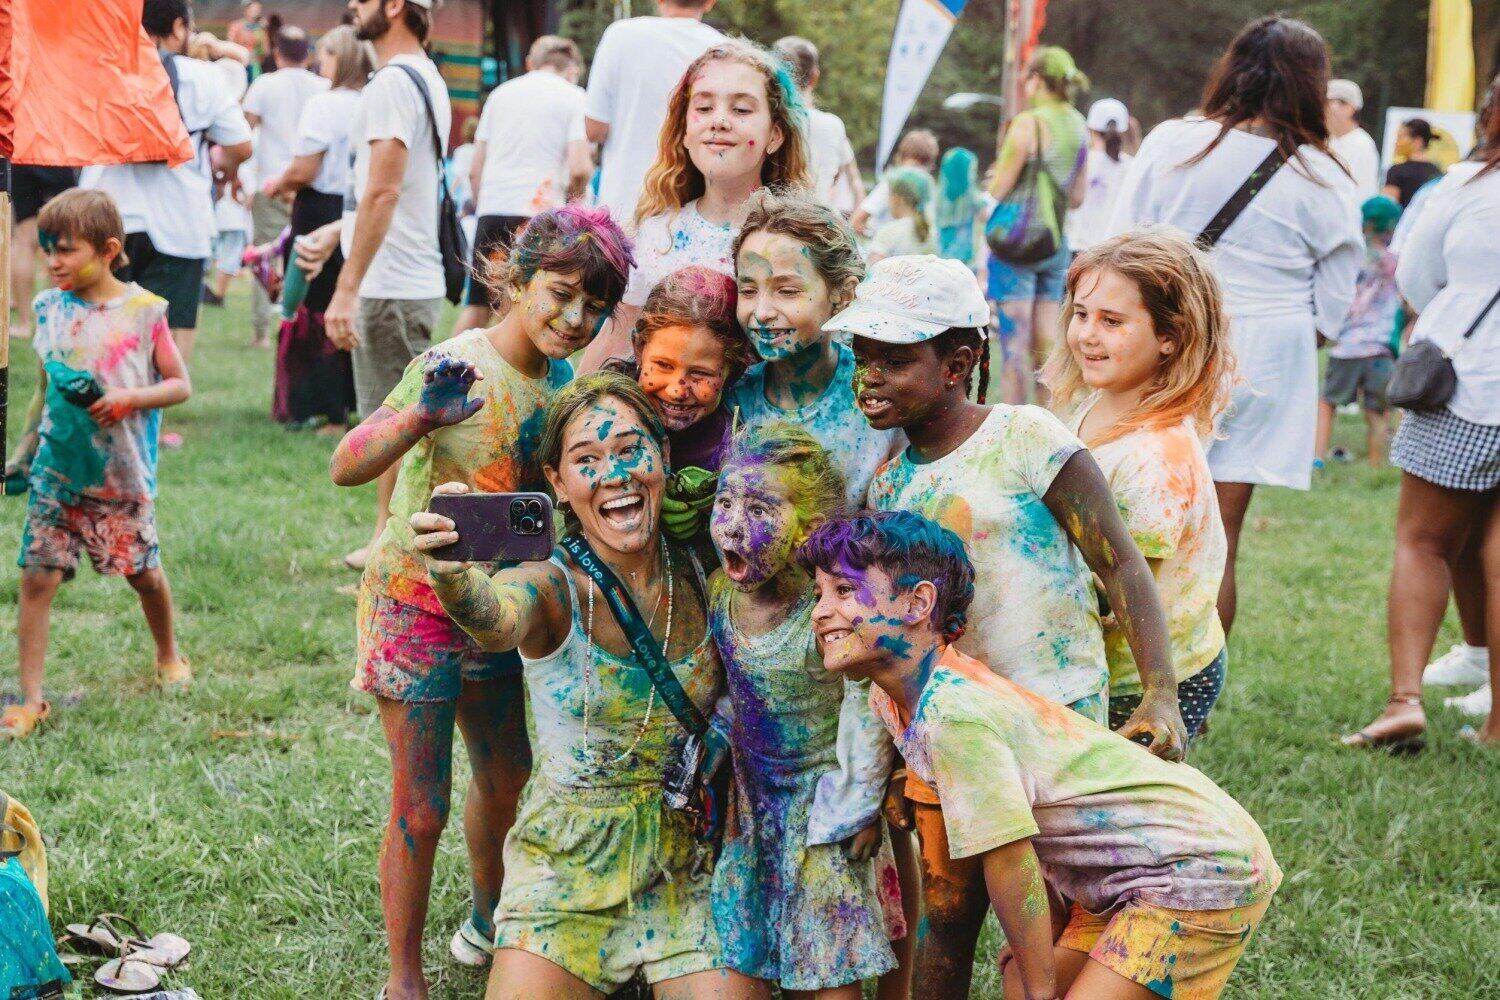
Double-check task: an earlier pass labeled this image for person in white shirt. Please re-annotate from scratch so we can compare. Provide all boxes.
[80,0,253,363]
[773,35,864,214]
[322,0,449,578]
[242,26,328,347]
[1326,78,1381,201]
[1107,15,1362,637]
[582,0,724,219]
[1066,98,1134,254]
[1344,84,1500,753]
[451,35,585,335]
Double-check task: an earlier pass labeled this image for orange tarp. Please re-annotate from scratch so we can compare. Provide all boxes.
[1,0,191,167]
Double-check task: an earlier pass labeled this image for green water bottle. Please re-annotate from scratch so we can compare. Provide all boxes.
[280,237,311,321]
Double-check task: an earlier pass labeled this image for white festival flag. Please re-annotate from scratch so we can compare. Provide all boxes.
[877,0,968,172]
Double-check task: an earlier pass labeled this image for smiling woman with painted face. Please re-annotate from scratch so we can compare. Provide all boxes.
[580,38,812,372]
[411,373,760,1000]
[328,206,633,999]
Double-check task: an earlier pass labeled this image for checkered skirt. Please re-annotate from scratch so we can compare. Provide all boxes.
[1391,406,1500,491]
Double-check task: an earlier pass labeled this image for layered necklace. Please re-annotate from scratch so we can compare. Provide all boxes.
[581,538,673,766]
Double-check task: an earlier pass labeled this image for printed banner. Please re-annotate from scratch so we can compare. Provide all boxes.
[877,0,967,173]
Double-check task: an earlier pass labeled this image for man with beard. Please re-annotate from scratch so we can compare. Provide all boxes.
[325,0,451,572]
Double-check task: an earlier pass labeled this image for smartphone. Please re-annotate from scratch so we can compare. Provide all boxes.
[427,492,555,563]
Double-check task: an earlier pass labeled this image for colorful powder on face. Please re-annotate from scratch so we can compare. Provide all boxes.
[509,206,637,306]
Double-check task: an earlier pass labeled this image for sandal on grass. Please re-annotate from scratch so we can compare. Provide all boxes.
[0,701,50,739]
[95,954,162,994]
[155,660,193,693]
[65,913,192,968]
[1340,695,1426,754]
[449,916,494,967]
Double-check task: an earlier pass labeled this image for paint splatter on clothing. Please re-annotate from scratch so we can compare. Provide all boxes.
[29,285,168,502]
[1329,244,1400,360]
[730,342,897,509]
[495,552,724,989]
[19,490,158,579]
[354,590,520,703]
[872,646,1282,915]
[869,404,1105,706]
[1071,411,1227,696]
[708,577,895,989]
[363,329,571,616]
[1057,897,1273,999]
[624,200,735,308]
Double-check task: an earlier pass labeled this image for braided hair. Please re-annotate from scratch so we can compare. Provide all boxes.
[930,326,991,405]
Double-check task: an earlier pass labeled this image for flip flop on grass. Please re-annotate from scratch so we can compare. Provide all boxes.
[0,701,50,739]
[65,913,192,968]
[95,954,162,994]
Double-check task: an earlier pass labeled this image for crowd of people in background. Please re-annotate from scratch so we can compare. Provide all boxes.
[3,0,1499,998]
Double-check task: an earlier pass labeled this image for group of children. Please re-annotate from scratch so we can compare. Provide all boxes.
[4,34,1283,1000]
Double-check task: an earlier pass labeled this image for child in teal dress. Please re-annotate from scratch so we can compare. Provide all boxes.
[708,422,896,995]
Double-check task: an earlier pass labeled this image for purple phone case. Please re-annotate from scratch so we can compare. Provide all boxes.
[428,492,555,563]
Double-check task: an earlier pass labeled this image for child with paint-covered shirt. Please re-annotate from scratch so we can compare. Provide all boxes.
[1045,228,1235,742]
[328,206,635,997]
[2,190,192,740]
[800,510,1282,1000]
[730,188,898,509]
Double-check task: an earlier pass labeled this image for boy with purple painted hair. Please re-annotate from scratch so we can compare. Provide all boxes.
[798,510,1283,1000]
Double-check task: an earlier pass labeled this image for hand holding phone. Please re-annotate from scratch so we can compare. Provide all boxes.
[425,490,555,564]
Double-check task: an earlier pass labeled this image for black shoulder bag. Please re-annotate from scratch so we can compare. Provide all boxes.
[1195,144,1287,250]
[389,63,469,305]
[558,533,730,848]
[1388,286,1500,412]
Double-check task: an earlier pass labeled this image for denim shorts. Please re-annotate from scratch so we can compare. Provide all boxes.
[987,240,1071,304]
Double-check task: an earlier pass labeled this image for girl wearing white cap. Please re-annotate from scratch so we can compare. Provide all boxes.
[830,253,1188,998]
[1065,99,1135,256]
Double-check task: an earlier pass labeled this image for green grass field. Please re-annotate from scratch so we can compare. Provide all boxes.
[3,289,1497,998]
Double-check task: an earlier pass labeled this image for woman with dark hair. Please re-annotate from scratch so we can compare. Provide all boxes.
[985,46,1090,405]
[263,25,375,433]
[1345,75,1500,752]
[1108,14,1363,636]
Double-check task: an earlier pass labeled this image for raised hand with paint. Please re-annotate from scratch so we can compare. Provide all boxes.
[729,188,899,510]
[604,265,756,543]
[1045,228,1237,751]
[410,374,759,1000]
[3,189,193,742]
[328,206,634,999]
[800,510,1281,1000]
[833,253,1185,999]
[579,38,812,372]
[706,423,898,995]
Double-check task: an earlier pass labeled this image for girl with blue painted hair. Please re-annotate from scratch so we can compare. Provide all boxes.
[935,147,983,268]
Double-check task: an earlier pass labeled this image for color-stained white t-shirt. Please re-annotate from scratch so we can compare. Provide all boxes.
[473,69,585,217]
[342,54,451,301]
[1071,412,1226,695]
[623,200,736,307]
[583,15,724,218]
[872,646,1282,914]
[868,405,1106,707]
[806,106,856,207]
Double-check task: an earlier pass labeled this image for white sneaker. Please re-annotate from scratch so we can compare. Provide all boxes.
[1445,683,1491,718]
[1423,644,1489,687]
[449,918,494,967]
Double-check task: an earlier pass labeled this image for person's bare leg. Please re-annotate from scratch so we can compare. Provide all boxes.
[652,967,768,998]
[1002,946,1090,999]
[11,218,39,336]
[785,984,860,1000]
[348,465,399,569]
[1213,482,1255,637]
[1056,958,1159,999]
[486,949,601,1000]
[1477,495,1500,744]
[1030,298,1060,408]
[876,826,920,1000]
[452,304,492,338]
[213,269,234,298]
[1315,400,1336,464]
[912,803,989,1000]
[16,569,64,711]
[378,696,459,1000]
[1452,533,1488,648]
[1363,407,1389,469]
[998,300,1033,406]
[125,567,182,666]
[171,327,196,365]
[455,673,532,942]
[1353,473,1486,741]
